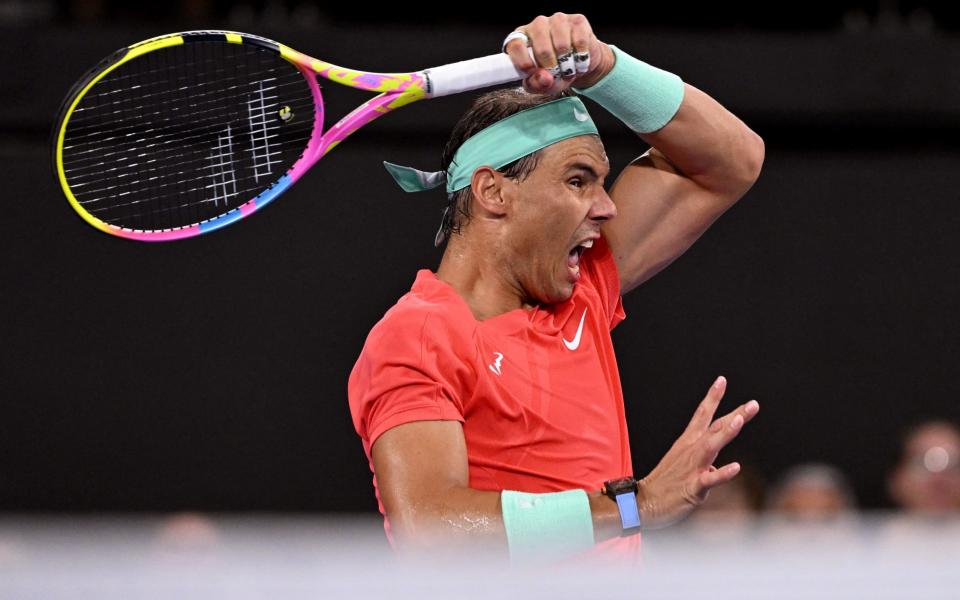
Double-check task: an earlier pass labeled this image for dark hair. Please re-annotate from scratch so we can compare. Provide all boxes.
[436,86,578,247]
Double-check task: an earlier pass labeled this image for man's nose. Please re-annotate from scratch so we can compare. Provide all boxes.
[590,189,618,221]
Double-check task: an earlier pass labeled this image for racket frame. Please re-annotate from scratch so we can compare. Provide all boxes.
[53,30,530,241]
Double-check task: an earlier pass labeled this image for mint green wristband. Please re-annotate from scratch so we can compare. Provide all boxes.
[500,489,595,564]
[572,44,685,134]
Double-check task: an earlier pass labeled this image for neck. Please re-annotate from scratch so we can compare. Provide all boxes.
[435,234,536,321]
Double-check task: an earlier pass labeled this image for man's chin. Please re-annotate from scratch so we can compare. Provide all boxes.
[545,284,576,305]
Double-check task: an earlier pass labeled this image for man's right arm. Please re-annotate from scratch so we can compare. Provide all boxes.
[371,376,760,557]
[371,419,625,557]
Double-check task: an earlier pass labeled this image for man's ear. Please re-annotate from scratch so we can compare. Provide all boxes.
[469,166,511,218]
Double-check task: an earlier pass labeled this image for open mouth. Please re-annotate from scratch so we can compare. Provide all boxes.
[566,239,594,278]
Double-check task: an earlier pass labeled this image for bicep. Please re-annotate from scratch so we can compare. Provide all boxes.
[603,147,737,295]
[371,419,469,534]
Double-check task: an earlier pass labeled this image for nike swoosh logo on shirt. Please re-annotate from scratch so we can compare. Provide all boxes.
[563,308,587,350]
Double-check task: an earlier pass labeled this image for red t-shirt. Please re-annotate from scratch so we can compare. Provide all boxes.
[348,233,640,564]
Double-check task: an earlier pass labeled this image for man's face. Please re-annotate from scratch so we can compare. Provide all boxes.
[499,135,616,305]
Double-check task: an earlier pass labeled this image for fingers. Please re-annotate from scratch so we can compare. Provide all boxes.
[702,399,760,458]
[713,399,761,434]
[699,462,741,490]
[682,375,727,438]
[504,31,536,73]
[549,15,582,79]
[508,13,593,94]
[522,16,555,92]
[504,29,553,94]
[567,14,594,76]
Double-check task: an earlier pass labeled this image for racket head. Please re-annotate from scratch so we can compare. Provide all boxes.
[52,31,324,241]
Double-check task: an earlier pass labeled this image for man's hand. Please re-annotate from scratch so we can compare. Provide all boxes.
[637,376,760,529]
[503,12,615,95]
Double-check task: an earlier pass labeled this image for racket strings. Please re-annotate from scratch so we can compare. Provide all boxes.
[64,67,308,136]
[65,135,286,199]
[73,112,312,216]
[61,40,316,231]
[63,51,305,156]
[68,49,271,98]
[73,141,286,212]
[62,90,314,174]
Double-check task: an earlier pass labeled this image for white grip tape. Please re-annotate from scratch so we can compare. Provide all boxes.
[424,47,537,98]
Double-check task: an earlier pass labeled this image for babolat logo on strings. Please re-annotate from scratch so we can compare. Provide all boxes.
[278,105,293,123]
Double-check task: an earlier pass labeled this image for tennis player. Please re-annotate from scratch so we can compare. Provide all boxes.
[349,12,764,565]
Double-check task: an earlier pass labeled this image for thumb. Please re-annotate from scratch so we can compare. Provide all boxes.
[524,69,555,93]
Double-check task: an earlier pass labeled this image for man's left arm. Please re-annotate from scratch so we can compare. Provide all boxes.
[507,19,765,295]
[599,70,765,295]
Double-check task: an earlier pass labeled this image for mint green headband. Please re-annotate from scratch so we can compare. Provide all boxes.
[382,96,599,195]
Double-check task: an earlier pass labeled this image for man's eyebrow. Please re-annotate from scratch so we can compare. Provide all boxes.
[564,161,610,179]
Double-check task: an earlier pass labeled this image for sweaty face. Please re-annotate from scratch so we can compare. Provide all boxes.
[500,135,616,305]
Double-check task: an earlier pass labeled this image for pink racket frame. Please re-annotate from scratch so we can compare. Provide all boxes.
[55,30,532,241]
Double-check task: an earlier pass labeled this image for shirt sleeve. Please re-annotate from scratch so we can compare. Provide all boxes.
[578,232,627,331]
[348,310,468,453]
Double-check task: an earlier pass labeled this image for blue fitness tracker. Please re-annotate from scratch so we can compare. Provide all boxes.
[602,476,642,534]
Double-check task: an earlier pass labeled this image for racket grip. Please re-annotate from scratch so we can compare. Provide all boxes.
[424,47,537,97]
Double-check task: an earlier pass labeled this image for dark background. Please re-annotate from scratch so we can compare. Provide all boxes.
[3,2,959,513]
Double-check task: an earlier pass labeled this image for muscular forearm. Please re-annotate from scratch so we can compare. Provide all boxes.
[639,82,765,194]
[388,485,627,554]
[578,42,764,195]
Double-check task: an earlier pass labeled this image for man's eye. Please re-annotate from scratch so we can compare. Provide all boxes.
[569,178,583,188]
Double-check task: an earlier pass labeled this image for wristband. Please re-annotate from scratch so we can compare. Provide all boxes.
[500,489,595,564]
[572,44,685,134]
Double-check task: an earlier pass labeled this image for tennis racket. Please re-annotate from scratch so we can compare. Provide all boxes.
[52,30,539,241]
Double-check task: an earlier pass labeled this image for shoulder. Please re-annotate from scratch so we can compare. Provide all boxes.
[362,287,477,365]
[348,290,475,447]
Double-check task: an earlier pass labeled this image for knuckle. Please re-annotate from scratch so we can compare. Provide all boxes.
[681,483,698,504]
[705,438,719,455]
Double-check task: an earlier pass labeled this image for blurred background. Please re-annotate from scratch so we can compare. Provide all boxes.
[2,0,960,595]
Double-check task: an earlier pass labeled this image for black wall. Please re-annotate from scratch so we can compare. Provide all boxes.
[3,19,959,512]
